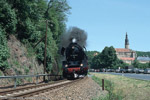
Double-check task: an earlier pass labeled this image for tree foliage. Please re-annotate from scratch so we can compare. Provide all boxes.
[90,46,126,69]
[0,0,71,73]
[0,0,17,33]
[132,60,150,69]
[85,51,99,68]
[0,26,9,71]
[136,51,150,57]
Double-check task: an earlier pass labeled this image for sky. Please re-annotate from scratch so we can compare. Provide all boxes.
[66,0,150,52]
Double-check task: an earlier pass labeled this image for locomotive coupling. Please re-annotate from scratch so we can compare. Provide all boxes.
[80,67,83,72]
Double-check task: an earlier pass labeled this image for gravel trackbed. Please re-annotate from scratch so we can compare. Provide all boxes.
[32,77,107,100]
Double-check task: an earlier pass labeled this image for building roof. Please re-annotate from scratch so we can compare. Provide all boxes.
[120,57,135,61]
[115,48,134,52]
[137,57,150,61]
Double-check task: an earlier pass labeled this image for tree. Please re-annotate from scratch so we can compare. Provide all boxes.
[91,54,101,69]
[0,26,9,71]
[115,59,128,69]
[132,60,139,68]
[42,0,71,74]
[136,51,150,57]
[91,46,119,69]
[0,0,71,74]
[85,51,99,68]
[45,0,71,42]
[148,62,150,68]
[0,0,17,33]
[100,46,118,68]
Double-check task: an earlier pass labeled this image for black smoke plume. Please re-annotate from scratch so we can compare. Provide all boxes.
[60,27,87,48]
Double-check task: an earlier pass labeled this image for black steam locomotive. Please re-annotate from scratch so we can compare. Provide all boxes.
[61,39,88,79]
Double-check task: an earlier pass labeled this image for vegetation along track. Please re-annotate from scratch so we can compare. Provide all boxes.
[0,77,87,100]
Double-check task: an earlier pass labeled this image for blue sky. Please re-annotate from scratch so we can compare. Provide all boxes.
[66,0,150,52]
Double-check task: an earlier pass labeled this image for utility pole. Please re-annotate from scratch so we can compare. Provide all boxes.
[33,20,49,82]
[44,20,48,82]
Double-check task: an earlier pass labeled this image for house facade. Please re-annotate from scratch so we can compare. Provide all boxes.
[115,33,136,64]
[137,57,150,63]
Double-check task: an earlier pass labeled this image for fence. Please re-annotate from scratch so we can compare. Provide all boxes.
[0,74,62,88]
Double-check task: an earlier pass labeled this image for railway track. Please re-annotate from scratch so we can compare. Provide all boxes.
[0,77,87,100]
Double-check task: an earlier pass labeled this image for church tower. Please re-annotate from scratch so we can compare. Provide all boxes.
[125,32,129,49]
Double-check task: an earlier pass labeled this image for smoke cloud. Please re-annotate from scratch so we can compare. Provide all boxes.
[60,27,87,48]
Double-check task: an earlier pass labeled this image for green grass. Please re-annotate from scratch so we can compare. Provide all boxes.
[26,42,35,58]
[24,66,29,74]
[13,60,20,68]
[14,68,22,75]
[16,78,22,85]
[92,75,123,100]
[25,77,32,82]
[91,73,150,100]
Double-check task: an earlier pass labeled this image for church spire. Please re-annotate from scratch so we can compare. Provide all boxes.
[125,32,129,49]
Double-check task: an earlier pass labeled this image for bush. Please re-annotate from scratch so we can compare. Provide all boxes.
[25,77,32,82]
[0,0,17,33]
[16,78,22,85]
[17,18,36,41]
[24,66,29,74]
[0,0,70,74]
[0,26,9,71]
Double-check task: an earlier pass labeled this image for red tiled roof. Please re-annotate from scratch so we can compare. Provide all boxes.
[115,48,131,52]
[120,57,135,61]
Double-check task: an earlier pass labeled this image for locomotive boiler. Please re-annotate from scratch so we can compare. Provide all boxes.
[61,38,88,79]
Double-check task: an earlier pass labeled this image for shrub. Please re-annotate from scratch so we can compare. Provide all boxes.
[0,26,9,71]
[0,0,17,33]
[24,66,29,74]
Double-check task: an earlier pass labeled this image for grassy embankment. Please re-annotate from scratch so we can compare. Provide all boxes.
[91,73,150,100]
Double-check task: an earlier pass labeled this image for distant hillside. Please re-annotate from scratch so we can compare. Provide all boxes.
[136,51,150,57]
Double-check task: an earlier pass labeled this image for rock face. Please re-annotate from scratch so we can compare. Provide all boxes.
[7,35,44,75]
[0,35,44,86]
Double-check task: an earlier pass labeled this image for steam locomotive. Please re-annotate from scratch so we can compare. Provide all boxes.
[61,38,88,79]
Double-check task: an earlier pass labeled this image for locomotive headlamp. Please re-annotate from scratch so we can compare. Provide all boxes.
[65,64,68,67]
[80,63,83,67]
[72,38,76,43]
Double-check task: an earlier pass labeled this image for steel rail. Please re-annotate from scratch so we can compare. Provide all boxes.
[2,77,87,100]
[0,79,66,96]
